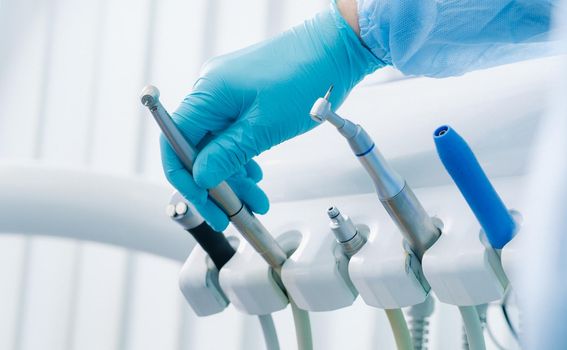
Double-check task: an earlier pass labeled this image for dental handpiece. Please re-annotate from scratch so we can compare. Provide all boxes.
[140,85,287,270]
[310,87,440,260]
[167,191,235,270]
[434,125,516,249]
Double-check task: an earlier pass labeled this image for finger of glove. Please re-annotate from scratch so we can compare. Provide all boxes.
[160,136,207,205]
[227,174,270,215]
[193,120,263,189]
[245,159,263,183]
[232,161,262,182]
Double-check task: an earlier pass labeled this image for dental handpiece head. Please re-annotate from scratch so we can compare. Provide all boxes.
[327,206,366,258]
[167,191,236,270]
[312,88,440,259]
[140,85,160,109]
[310,86,345,127]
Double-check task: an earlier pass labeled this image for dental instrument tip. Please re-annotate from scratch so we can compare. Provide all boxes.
[309,88,343,125]
[327,206,340,219]
[323,85,334,101]
[140,85,160,108]
[434,125,449,137]
[327,206,356,242]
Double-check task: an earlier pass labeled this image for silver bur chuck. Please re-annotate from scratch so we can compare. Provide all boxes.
[141,85,287,270]
[327,206,366,258]
[310,87,440,260]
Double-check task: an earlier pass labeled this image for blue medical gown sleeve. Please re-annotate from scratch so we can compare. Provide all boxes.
[357,0,558,77]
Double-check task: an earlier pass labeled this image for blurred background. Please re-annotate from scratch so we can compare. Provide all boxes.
[0,0,564,349]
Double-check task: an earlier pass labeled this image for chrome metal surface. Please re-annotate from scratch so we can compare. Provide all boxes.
[327,206,366,258]
[381,184,440,259]
[327,206,357,243]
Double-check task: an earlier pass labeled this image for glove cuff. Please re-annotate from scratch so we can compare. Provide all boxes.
[330,0,386,77]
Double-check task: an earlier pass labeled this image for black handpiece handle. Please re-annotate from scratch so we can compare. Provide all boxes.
[187,222,236,270]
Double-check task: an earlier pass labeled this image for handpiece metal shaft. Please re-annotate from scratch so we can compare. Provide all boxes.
[141,85,287,269]
[310,88,440,260]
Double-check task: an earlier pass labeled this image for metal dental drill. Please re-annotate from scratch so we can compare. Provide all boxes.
[140,85,287,270]
[327,206,366,258]
[167,191,236,270]
[310,86,441,260]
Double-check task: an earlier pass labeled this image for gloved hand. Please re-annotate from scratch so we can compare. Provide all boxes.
[161,2,383,231]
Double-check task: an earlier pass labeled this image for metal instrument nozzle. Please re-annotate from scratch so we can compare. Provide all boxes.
[327,206,366,258]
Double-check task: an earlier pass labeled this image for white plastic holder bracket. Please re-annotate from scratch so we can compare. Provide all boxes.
[349,217,430,309]
[499,210,524,292]
[280,219,363,311]
[219,228,300,315]
[178,239,231,317]
[422,197,511,306]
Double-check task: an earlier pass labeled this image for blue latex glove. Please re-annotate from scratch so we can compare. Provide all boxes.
[161,3,382,231]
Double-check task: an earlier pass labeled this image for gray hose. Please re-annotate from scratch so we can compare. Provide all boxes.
[462,304,487,350]
[290,299,313,350]
[258,314,280,350]
[459,305,486,350]
[385,308,413,350]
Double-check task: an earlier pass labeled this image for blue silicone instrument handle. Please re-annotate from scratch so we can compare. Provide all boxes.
[433,125,516,249]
